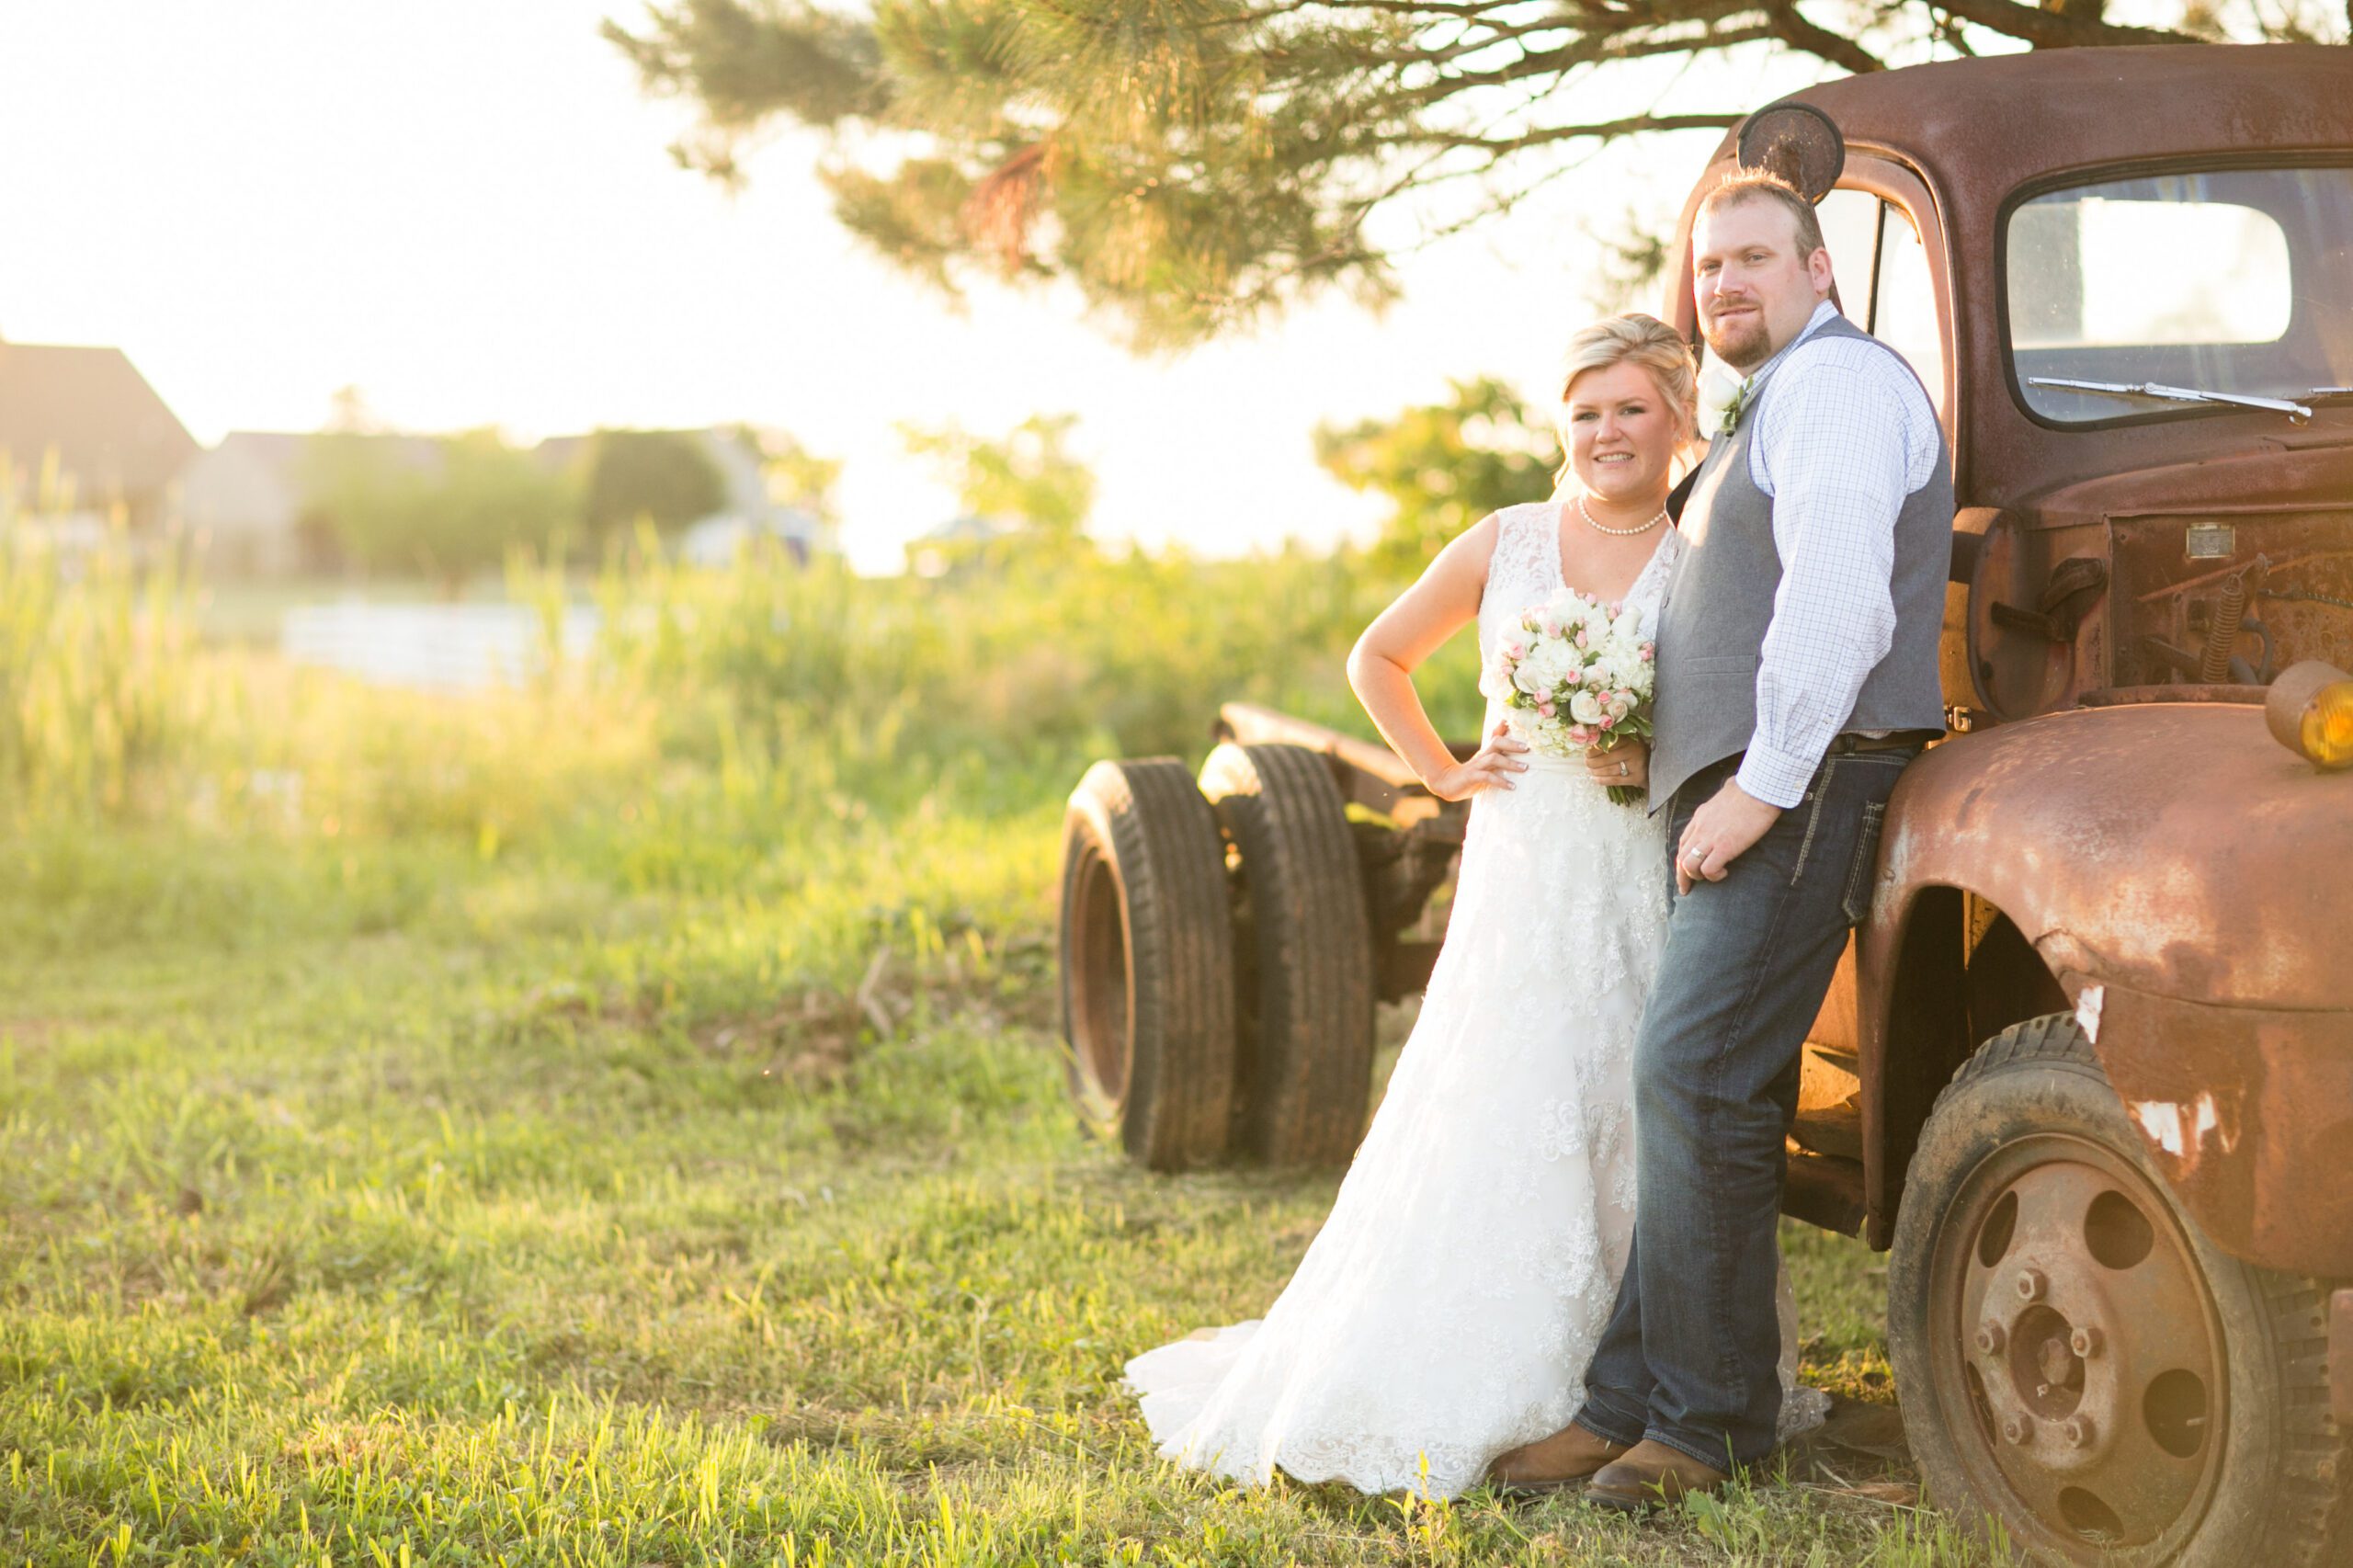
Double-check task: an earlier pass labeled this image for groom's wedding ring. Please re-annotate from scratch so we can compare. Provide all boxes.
[1686,846,1707,866]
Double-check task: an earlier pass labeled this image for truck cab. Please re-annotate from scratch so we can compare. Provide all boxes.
[1666,44,2353,1564]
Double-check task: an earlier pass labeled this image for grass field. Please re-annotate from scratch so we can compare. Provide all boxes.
[0,542,2001,1565]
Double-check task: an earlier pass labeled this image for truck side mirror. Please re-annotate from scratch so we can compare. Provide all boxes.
[1736,101,1846,203]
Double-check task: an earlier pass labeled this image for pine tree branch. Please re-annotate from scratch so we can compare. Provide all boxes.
[611,0,2325,348]
[1327,13,1615,72]
[1392,109,1743,153]
[1215,0,1530,22]
[1929,0,2203,47]
[1392,21,1779,108]
[1760,2,1888,72]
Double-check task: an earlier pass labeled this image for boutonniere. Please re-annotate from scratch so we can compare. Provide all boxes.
[1716,374,1756,437]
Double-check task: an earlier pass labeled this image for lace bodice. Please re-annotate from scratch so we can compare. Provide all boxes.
[1478,501,1679,736]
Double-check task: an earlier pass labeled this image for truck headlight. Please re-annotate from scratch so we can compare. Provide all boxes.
[2268,660,2353,770]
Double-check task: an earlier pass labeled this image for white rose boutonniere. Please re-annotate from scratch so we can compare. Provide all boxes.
[1697,365,1756,438]
[1721,376,1757,436]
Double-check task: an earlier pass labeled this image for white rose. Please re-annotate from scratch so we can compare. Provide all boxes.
[1569,689,1605,725]
[1513,643,1560,695]
[1696,361,1744,437]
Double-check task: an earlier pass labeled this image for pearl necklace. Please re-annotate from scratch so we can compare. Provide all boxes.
[1576,493,1667,538]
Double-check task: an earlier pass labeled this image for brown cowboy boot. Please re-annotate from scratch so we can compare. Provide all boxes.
[1584,1438,1733,1511]
[1483,1423,1631,1495]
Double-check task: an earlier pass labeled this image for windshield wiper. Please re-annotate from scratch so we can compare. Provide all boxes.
[2302,386,2353,403]
[2026,376,2313,423]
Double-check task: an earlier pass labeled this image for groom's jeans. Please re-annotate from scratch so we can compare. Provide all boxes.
[1574,743,1917,1469]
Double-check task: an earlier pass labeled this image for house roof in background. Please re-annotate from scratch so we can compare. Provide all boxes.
[0,341,199,502]
[207,430,311,465]
[210,428,444,467]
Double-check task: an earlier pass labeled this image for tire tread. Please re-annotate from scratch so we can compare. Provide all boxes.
[1903,1012,2347,1566]
[1061,758,1235,1169]
[1199,743,1374,1165]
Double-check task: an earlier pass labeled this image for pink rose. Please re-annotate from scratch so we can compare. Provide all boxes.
[1575,629,1589,649]
[1568,725,1594,746]
[1598,714,1617,730]
[1537,701,1555,718]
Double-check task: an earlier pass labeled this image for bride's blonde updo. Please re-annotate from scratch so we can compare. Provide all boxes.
[1553,312,1700,477]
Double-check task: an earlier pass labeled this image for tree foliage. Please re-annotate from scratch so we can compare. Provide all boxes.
[607,0,2343,347]
[1316,376,1556,573]
[580,429,730,540]
[301,430,576,594]
[900,413,1097,573]
[750,427,847,529]
[903,413,1096,536]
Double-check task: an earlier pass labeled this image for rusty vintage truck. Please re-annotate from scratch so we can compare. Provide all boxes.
[1055,43,2352,1564]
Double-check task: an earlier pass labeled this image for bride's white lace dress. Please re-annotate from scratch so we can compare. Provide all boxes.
[1123,501,1827,1498]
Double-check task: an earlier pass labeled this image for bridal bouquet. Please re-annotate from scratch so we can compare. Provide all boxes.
[1482,588,1657,804]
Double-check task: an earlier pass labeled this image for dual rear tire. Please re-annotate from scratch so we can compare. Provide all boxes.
[1057,745,1375,1170]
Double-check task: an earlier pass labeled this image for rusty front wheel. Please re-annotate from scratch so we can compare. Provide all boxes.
[1889,1014,2347,1566]
[1057,759,1236,1169]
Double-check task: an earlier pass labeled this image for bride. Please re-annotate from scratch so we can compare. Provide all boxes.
[1123,312,1824,1498]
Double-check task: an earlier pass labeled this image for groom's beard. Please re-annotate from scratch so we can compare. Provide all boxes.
[1700,306,1772,371]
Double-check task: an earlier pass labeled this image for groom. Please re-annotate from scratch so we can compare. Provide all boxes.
[1494,168,1951,1505]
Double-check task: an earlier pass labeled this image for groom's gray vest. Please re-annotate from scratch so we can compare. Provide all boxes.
[1648,313,1952,811]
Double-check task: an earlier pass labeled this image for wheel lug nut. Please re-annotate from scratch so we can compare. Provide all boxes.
[2063,1415,2096,1449]
[2015,1267,2047,1302]
[2003,1415,2035,1445]
[2070,1325,2104,1358]
[1975,1320,2007,1355]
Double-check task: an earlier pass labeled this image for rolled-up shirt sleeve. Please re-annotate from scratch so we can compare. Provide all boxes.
[1734,333,1935,809]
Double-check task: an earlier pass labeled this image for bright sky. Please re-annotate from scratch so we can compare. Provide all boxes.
[0,2,1818,571]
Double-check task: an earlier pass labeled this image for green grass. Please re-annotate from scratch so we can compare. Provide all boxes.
[0,542,2001,1564]
[0,809,2002,1566]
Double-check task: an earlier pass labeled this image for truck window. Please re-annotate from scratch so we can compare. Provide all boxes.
[2013,191,2290,348]
[1816,188,1882,323]
[1872,202,1945,415]
[2006,167,2350,424]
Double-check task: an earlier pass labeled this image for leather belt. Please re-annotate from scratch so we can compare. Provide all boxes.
[1827,729,1943,756]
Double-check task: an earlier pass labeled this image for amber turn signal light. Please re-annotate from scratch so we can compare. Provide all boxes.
[2268,660,2353,770]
